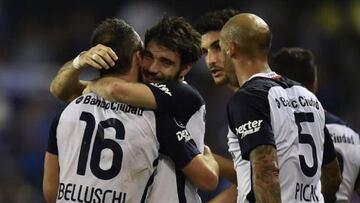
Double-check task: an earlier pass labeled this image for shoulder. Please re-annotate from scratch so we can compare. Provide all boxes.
[325,111,347,126]
[229,77,283,106]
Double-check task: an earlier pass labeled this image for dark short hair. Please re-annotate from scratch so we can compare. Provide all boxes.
[194,9,240,34]
[144,16,202,67]
[91,18,142,76]
[271,47,317,90]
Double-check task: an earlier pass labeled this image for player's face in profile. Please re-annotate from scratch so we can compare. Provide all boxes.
[201,31,228,86]
[141,40,182,83]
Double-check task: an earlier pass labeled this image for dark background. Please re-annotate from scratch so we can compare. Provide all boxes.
[0,0,359,202]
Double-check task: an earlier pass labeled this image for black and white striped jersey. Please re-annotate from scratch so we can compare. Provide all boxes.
[144,80,206,203]
[325,111,360,202]
[47,92,200,203]
[227,72,336,203]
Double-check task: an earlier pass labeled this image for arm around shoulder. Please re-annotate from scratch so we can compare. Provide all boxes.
[89,78,157,109]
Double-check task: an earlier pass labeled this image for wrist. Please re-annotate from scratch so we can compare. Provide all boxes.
[72,52,85,70]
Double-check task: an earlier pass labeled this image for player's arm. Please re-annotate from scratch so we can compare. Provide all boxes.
[43,114,61,203]
[321,159,341,202]
[89,79,200,115]
[43,152,59,203]
[88,77,157,109]
[213,153,237,184]
[50,44,118,101]
[157,115,219,192]
[250,145,281,203]
[182,146,219,192]
[321,126,342,202]
[207,184,237,203]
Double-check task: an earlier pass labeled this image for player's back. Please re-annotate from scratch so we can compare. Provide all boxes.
[268,76,325,202]
[325,111,360,202]
[55,92,159,203]
[227,72,326,203]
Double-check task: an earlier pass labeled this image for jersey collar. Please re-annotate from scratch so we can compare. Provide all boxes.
[248,71,281,81]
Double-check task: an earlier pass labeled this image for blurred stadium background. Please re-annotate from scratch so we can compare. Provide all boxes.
[0,0,359,202]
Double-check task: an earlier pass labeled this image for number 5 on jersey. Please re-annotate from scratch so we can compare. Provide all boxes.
[294,112,318,177]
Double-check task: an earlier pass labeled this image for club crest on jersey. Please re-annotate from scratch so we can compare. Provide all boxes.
[177,129,191,142]
[235,120,263,139]
[150,83,172,96]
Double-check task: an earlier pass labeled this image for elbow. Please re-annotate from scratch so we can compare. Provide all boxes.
[49,82,70,101]
[49,83,61,99]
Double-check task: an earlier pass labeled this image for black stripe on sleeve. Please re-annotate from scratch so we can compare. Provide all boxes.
[47,113,61,155]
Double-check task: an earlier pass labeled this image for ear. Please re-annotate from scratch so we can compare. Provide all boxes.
[228,42,236,58]
[179,64,192,78]
[134,50,142,66]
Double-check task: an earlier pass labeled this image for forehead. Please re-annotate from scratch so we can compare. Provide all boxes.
[146,40,180,62]
[201,31,220,48]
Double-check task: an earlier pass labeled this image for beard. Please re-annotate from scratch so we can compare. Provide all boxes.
[141,67,181,83]
[223,52,238,87]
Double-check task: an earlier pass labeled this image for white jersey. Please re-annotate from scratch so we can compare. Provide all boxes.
[325,112,360,202]
[47,92,200,203]
[227,72,335,203]
[227,129,251,203]
[145,80,206,203]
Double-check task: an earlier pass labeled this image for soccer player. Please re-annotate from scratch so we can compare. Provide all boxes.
[219,13,340,202]
[272,47,359,203]
[195,8,240,202]
[49,16,219,202]
[43,18,219,203]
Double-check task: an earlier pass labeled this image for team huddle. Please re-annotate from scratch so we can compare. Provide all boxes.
[42,8,360,203]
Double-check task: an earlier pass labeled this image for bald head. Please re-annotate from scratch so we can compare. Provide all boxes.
[221,13,272,56]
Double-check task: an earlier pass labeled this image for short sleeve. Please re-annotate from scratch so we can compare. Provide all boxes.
[145,81,203,122]
[322,126,337,166]
[227,90,275,160]
[47,114,61,155]
[155,113,200,169]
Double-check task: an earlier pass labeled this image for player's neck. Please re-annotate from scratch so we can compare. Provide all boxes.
[234,58,271,87]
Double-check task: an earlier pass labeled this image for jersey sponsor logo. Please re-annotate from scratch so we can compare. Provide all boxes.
[235,120,263,139]
[176,129,191,142]
[77,95,144,116]
[331,133,355,144]
[274,96,319,110]
[150,83,172,96]
[57,182,127,203]
[295,182,319,202]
